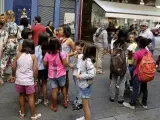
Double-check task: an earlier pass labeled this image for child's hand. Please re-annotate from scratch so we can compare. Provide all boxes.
[10,76,16,83]
[34,81,38,86]
[76,74,80,79]
[69,64,74,69]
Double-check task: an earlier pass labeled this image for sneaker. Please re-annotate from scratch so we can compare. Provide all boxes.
[139,102,148,109]
[76,116,85,120]
[35,99,42,106]
[109,97,115,102]
[118,100,124,104]
[116,85,120,89]
[72,103,83,111]
[123,102,135,110]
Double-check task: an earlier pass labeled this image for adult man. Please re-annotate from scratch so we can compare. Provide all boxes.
[32,16,46,46]
[0,14,8,86]
[139,21,154,54]
[93,19,109,74]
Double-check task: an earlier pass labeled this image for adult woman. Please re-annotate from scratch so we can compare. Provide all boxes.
[0,10,19,85]
[59,24,75,100]
[46,21,54,37]
[110,29,129,104]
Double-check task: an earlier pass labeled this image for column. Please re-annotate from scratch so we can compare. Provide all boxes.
[31,0,38,24]
[75,0,80,41]
[5,0,13,11]
[54,0,61,28]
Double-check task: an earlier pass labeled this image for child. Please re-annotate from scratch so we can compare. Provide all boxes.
[69,41,84,110]
[127,33,137,90]
[35,33,49,106]
[43,38,68,112]
[76,45,96,120]
[11,39,41,120]
[123,36,149,109]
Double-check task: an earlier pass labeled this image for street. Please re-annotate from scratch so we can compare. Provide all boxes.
[0,49,160,120]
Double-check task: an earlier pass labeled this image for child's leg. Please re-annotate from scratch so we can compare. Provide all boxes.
[82,98,91,120]
[61,86,67,105]
[141,83,148,106]
[28,93,36,117]
[34,82,39,103]
[19,92,25,115]
[51,88,58,109]
[65,71,69,96]
[42,80,47,103]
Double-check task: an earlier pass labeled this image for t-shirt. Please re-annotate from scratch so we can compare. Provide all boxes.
[32,24,46,46]
[133,49,148,76]
[127,42,137,65]
[44,52,66,79]
[35,45,45,70]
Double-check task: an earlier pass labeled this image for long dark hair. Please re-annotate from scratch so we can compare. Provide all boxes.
[60,24,71,38]
[114,29,128,48]
[83,44,96,63]
[48,38,61,54]
[21,39,35,54]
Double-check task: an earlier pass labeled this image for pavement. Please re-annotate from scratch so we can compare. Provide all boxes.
[1,50,160,120]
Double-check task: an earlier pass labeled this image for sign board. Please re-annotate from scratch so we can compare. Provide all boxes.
[64,13,75,34]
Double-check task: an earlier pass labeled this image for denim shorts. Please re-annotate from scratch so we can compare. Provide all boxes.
[49,75,66,89]
[79,85,92,99]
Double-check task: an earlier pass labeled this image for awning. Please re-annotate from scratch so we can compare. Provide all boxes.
[94,0,160,21]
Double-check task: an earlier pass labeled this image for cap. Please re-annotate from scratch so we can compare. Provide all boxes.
[140,21,149,27]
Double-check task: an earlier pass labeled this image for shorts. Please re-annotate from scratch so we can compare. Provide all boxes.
[38,69,48,80]
[15,84,35,95]
[49,75,66,89]
[79,85,92,99]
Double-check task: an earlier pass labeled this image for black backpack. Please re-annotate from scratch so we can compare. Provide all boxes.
[110,44,127,76]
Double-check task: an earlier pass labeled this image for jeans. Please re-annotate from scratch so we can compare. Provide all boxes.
[96,47,104,72]
[73,76,82,104]
[129,75,148,106]
[110,73,127,101]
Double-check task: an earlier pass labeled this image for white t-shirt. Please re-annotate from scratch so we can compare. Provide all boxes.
[111,39,116,50]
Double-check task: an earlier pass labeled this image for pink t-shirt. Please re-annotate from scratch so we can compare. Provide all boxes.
[44,52,66,79]
[133,49,148,76]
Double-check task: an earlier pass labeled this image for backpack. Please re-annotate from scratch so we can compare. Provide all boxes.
[110,45,127,76]
[138,52,156,82]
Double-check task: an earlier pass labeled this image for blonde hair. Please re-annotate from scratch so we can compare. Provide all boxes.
[6,10,15,22]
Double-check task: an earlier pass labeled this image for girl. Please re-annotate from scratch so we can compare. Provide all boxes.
[11,39,41,120]
[46,21,54,37]
[123,36,149,110]
[44,38,68,112]
[69,41,84,110]
[35,33,49,106]
[59,24,75,100]
[110,29,129,104]
[76,45,96,120]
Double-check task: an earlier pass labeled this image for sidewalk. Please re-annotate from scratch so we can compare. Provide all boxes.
[0,54,160,120]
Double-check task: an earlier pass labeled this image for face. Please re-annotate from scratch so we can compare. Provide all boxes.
[76,45,83,54]
[28,34,32,39]
[49,22,53,26]
[140,25,147,31]
[129,35,135,42]
[59,27,64,37]
[34,19,38,25]
[0,16,6,24]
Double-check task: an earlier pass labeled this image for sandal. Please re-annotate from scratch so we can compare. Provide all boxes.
[19,111,25,119]
[31,114,41,120]
[44,100,49,106]
[0,80,4,87]
[96,71,105,74]
[63,102,68,108]
[35,99,42,106]
[50,104,57,112]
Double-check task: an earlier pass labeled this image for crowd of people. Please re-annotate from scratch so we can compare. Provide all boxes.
[0,10,158,120]
[0,10,96,120]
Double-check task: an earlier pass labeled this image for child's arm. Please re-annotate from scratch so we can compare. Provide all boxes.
[11,53,22,82]
[32,55,38,82]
